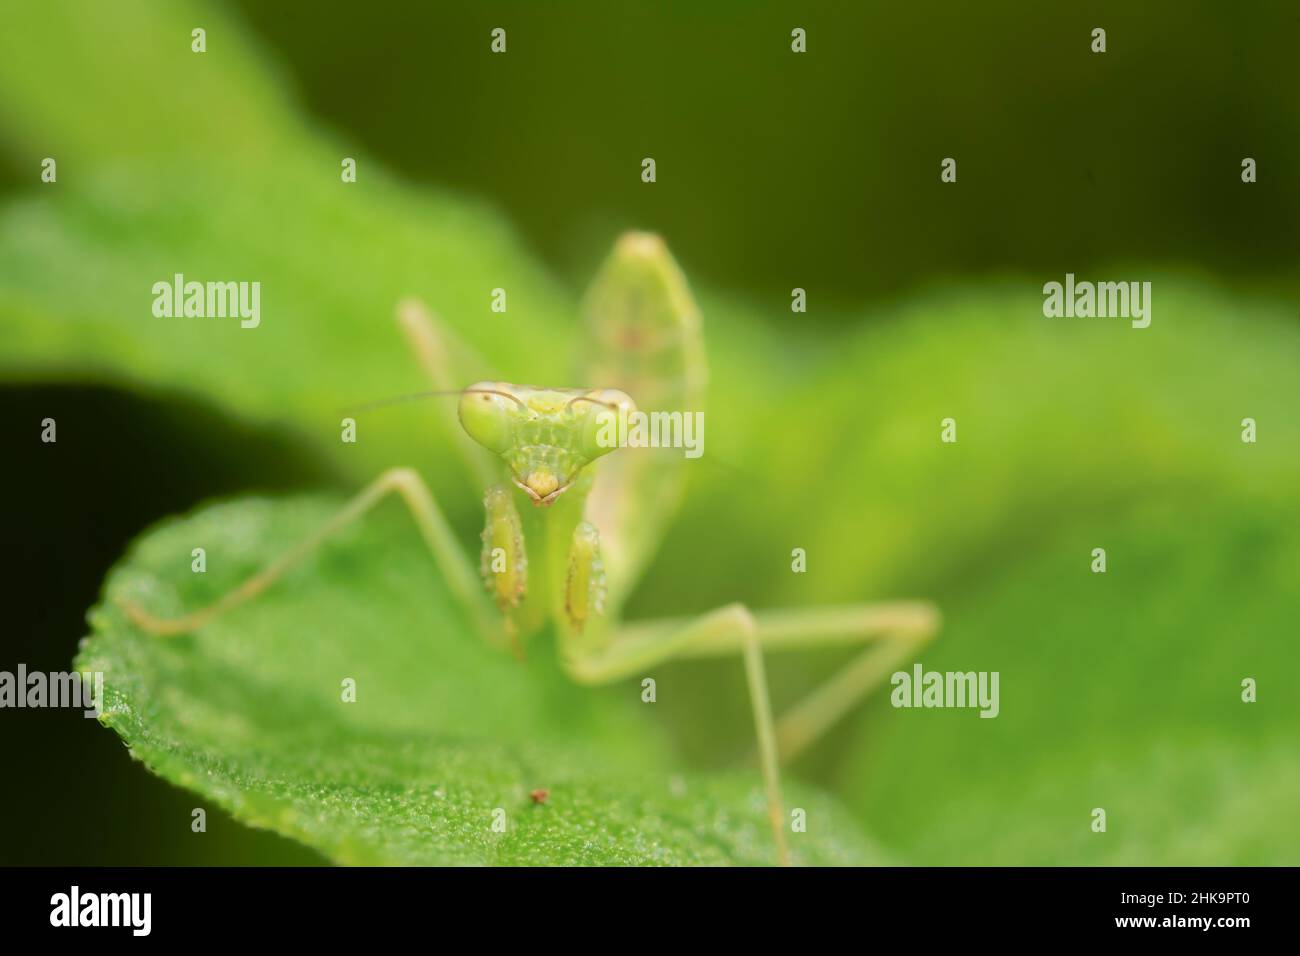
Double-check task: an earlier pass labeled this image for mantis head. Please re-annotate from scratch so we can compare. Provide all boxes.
[458,382,636,505]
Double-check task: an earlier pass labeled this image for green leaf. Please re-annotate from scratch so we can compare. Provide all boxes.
[79,495,880,865]
[847,497,1300,865]
[12,1,1300,866]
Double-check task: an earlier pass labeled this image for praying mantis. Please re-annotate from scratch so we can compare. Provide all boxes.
[122,231,940,866]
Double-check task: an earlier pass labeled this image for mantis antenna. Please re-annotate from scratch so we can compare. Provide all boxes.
[341,386,526,416]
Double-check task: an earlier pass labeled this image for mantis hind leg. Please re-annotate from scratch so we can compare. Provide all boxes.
[657,602,942,762]
[563,602,791,866]
[770,623,938,762]
[119,467,501,645]
[562,597,941,864]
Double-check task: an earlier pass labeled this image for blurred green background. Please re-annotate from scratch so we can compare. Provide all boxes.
[1,0,1297,864]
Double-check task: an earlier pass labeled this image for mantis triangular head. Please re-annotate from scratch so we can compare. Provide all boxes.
[458,382,636,505]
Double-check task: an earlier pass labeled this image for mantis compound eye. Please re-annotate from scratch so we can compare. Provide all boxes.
[458,382,521,454]
[576,389,637,462]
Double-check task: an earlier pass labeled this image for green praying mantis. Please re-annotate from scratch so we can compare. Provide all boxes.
[122,231,940,866]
